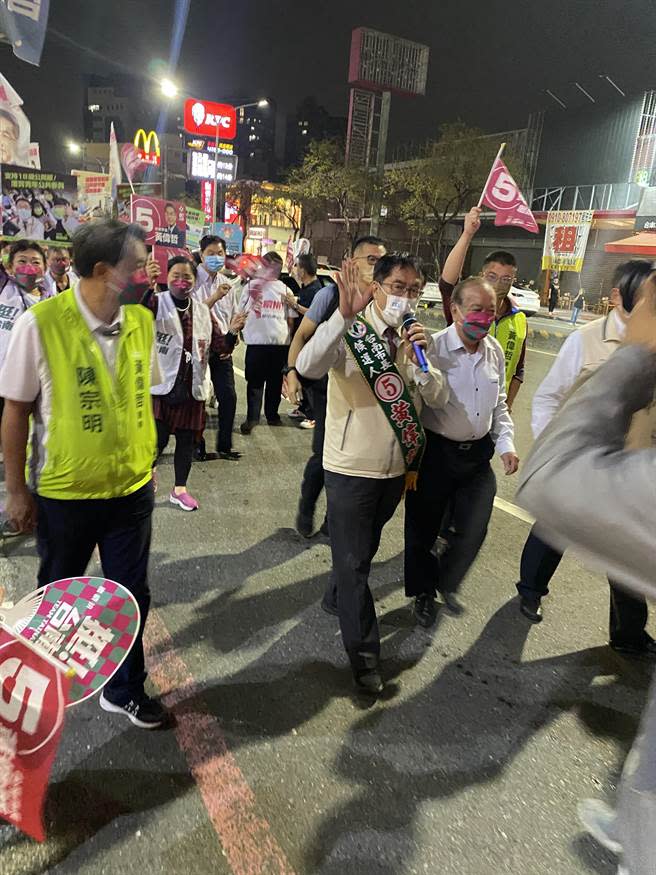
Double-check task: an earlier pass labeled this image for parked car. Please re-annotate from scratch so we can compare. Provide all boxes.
[419,282,540,317]
[509,286,541,317]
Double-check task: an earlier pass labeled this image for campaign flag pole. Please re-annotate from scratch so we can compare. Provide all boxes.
[109,122,122,203]
[477,142,506,208]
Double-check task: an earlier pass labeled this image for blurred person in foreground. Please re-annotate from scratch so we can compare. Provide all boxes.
[516,259,656,657]
[296,255,447,694]
[286,236,387,538]
[516,275,656,875]
[0,219,169,729]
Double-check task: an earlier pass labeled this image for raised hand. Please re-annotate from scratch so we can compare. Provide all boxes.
[335,258,374,319]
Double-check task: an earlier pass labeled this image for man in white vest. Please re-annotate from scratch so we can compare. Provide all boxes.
[516,259,656,658]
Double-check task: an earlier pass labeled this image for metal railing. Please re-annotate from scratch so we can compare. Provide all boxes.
[530,182,641,213]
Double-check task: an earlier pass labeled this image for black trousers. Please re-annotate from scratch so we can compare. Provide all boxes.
[299,383,327,517]
[244,344,288,423]
[156,419,195,487]
[36,482,154,704]
[517,527,649,647]
[325,470,405,663]
[209,354,237,453]
[404,432,496,598]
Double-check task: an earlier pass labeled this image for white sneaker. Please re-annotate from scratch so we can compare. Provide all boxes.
[578,798,622,855]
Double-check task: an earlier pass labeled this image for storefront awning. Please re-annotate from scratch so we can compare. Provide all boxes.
[604,231,656,255]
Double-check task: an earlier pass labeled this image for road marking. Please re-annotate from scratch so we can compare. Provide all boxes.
[493,496,534,524]
[527,347,557,357]
[145,611,296,875]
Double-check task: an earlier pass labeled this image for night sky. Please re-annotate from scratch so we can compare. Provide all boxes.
[2,0,655,171]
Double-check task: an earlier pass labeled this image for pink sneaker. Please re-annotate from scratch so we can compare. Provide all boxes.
[169,490,199,511]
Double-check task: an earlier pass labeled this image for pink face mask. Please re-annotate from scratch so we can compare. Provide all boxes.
[14,263,42,291]
[170,278,192,295]
[461,310,495,341]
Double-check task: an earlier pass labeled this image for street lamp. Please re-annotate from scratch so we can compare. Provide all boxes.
[160,78,179,99]
[67,141,81,155]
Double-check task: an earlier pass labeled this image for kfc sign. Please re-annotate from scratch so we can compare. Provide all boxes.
[184,99,236,140]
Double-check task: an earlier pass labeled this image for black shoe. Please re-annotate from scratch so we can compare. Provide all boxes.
[438,588,464,616]
[240,421,256,435]
[352,653,383,694]
[519,596,543,623]
[100,691,168,729]
[319,518,330,537]
[321,598,339,617]
[413,594,438,628]
[193,447,207,462]
[610,635,656,659]
[267,417,283,426]
[296,509,314,538]
[218,450,242,461]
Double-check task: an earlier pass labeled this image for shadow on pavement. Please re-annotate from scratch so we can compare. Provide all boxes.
[301,599,647,874]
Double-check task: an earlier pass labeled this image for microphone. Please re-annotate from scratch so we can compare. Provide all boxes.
[402,314,430,373]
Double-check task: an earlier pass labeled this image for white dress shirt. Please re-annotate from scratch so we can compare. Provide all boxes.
[422,323,515,456]
[193,268,242,334]
[531,310,626,439]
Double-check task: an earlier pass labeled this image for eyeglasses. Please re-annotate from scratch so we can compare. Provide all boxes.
[353,255,380,266]
[483,271,514,287]
[381,281,422,299]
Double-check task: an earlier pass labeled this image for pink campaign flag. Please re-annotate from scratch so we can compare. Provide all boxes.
[480,156,538,234]
[285,236,294,274]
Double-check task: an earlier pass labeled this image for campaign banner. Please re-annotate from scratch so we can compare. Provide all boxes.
[541,210,594,273]
[212,222,243,255]
[116,182,161,223]
[0,577,140,706]
[0,629,69,841]
[28,142,40,169]
[0,74,31,167]
[185,206,205,251]
[201,180,214,223]
[72,170,112,221]
[1,166,80,244]
[130,195,186,248]
[0,0,51,66]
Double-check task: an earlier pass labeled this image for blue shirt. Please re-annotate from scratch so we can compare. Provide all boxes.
[306,284,337,324]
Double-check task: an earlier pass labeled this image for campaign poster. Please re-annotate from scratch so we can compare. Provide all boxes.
[0,630,69,841]
[212,221,243,255]
[0,577,140,707]
[130,195,186,248]
[116,182,161,223]
[185,206,205,251]
[541,210,594,273]
[1,166,80,244]
[72,170,112,221]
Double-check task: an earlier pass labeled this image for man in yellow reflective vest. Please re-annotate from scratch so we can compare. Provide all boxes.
[0,219,168,730]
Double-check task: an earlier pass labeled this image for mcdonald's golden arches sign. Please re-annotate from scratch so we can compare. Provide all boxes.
[133,129,160,166]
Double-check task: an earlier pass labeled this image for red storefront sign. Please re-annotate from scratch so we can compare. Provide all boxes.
[184,99,237,140]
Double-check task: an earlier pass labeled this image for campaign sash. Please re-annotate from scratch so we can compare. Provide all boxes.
[343,315,426,488]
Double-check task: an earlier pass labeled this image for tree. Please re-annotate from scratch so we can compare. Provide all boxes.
[286,140,377,246]
[385,122,517,275]
[224,179,262,237]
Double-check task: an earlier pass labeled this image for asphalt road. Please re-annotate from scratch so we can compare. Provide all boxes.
[0,342,650,875]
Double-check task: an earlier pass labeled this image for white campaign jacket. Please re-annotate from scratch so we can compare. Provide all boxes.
[151,291,212,401]
[0,281,35,370]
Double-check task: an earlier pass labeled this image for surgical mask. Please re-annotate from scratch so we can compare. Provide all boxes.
[50,261,67,276]
[359,264,375,283]
[380,290,414,328]
[17,208,31,221]
[33,208,43,218]
[170,278,192,296]
[14,264,42,292]
[53,207,66,220]
[461,311,495,342]
[117,268,151,305]
[1,253,9,267]
[205,254,224,272]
